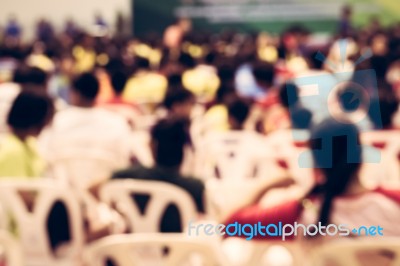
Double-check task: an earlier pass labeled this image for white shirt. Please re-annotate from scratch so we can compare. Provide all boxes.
[39,107,132,187]
[300,192,400,237]
[332,192,400,236]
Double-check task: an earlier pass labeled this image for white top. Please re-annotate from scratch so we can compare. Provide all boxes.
[39,107,133,186]
[301,192,400,237]
[332,192,400,236]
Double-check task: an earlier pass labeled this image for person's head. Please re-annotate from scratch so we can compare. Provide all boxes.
[279,83,312,129]
[307,51,325,70]
[163,87,195,118]
[135,56,151,71]
[217,63,236,87]
[70,72,99,107]
[341,5,352,20]
[310,119,361,226]
[12,65,29,84]
[26,67,48,88]
[252,61,275,90]
[215,84,236,104]
[13,66,47,90]
[7,91,54,139]
[370,84,398,129]
[177,18,192,32]
[279,83,299,109]
[227,97,251,130]
[178,53,196,69]
[167,72,183,89]
[110,70,128,96]
[150,118,189,168]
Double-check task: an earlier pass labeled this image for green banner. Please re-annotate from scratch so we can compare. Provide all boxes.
[133,0,400,37]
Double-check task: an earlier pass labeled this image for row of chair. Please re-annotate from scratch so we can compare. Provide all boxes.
[0,179,399,266]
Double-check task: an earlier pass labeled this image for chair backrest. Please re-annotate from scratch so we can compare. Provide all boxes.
[99,180,198,233]
[48,149,120,189]
[84,233,229,266]
[313,239,400,266]
[129,131,154,167]
[267,129,315,192]
[196,132,273,180]
[0,230,24,266]
[0,180,84,264]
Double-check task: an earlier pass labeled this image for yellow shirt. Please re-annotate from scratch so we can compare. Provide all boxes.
[182,66,220,101]
[0,134,44,178]
[122,71,167,104]
[203,104,229,132]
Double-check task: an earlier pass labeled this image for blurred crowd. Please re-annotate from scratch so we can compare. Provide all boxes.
[1,6,400,264]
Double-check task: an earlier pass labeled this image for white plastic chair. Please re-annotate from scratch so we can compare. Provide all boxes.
[48,149,121,189]
[99,180,198,233]
[0,230,24,266]
[0,180,84,266]
[84,233,229,266]
[204,180,305,266]
[312,238,400,266]
[195,131,274,181]
[267,129,315,192]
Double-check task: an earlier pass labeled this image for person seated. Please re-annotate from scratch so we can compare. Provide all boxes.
[0,90,54,177]
[162,87,195,120]
[0,91,71,255]
[39,72,132,188]
[197,97,274,180]
[112,117,205,232]
[181,53,220,102]
[122,57,168,105]
[373,83,399,130]
[200,84,237,134]
[223,119,400,241]
[252,61,277,109]
[259,82,313,134]
[159,87,198,175]
[100,70,142,128]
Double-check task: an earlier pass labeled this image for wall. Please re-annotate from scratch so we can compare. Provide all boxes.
[0,0,131,40]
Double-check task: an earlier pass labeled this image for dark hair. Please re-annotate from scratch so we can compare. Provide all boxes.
[308,51,325,70]
[217,63,236,85]
[310,119,361,226]
[7,91,54,131]
[111,71,128,95]
[215,84,236,104]
[162,88,194,110]
[26,67,47,86]
[151,118,189,168]
[12,66,47,85]
[13,65,29,83]
[72,72,99,100]
[178,53,195,69]
[279,83,299,108]
[371,84,398,128]
[227,97,250,126]
[252,61,275,88]
[167,72,183,88]
[291,106,313,129]
[135,56,150,70]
